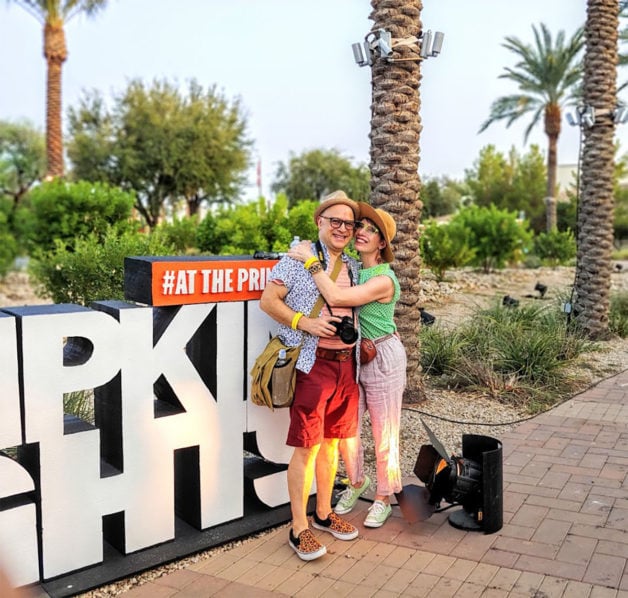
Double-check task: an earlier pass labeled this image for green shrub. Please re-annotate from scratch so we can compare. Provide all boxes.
[29,228,176,305]
[196,195,319,255]
[420,220,476,281]
[16,179,135,255]
[155,215,199,254]
[533,229,576,266]
[450,205,533,272]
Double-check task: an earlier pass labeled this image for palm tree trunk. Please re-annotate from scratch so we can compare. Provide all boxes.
[369,0,425,402]
[544,103,560,232]
[573,0,618,338]
[44,21,67,178]
[545,135,558,233]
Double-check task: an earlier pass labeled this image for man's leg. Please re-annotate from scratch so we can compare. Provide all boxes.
[287,445,320,535]
[310,437,359,541]
[314,437,339,518]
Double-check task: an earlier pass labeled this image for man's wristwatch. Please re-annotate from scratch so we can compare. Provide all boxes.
[307,261,323,275]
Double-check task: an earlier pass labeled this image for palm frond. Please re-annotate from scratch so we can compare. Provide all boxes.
[478,95,539,133]
[481,22,583,141]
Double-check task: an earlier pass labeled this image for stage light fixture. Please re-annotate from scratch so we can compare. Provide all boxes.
[581,106,596,128]
[534,282,547,298]
[615,106,628,124]
[377,29,393,58]
[351,26,444,67]
[615,263,623,272]
[419,307,436,326]
[431,31,445,56]
[566,112,578,126]
[395,420,503,533]
[420,30,433,58]
[502,295,519,308]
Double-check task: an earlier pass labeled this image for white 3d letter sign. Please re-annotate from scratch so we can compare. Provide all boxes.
[0,256,296,595]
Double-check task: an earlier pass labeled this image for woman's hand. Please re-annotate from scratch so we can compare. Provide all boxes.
[287,240,315,264]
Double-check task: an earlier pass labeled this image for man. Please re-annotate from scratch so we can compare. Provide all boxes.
[260,190,361,561]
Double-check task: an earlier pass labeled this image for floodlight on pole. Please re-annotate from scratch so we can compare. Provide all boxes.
[351,27,445,67]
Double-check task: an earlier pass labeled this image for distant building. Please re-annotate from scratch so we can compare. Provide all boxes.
[557,163,628,201]
[557,164,578,201]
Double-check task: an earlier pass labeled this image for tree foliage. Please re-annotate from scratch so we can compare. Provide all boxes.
[420,176,463,218]
[0,206,18,276]
[271,149,370,206]
[464,144,548,233]
[66,79,251,227]
[0,120,46,217]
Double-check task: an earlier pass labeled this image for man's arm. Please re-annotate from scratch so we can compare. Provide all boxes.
[260,281,340,338]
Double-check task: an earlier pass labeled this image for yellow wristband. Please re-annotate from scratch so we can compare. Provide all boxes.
[291,312,304,330]
[304,257,319,270]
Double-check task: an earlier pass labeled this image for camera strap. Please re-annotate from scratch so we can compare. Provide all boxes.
[319,256,355,324]
[310,255,343,319]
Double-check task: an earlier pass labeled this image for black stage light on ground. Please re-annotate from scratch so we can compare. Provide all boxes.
[615,263,623,272]
[502,295,519,308]
[395,420,503,533]
[419,307,436,326]
[534,282,547,298]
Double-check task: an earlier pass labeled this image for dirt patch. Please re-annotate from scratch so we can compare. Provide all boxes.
[0,270,49,307]
[419,263,628,326]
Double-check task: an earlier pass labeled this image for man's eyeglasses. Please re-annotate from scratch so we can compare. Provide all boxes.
[319,216,357,231]
[355,221,380,235]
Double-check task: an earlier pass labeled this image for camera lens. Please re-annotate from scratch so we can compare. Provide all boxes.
[333,316,358,344]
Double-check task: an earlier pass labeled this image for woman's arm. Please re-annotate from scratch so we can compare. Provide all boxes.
[287,241,393,307]
[312,271,393,307]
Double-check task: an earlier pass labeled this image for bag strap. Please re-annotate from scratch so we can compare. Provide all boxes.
[292,255,344,349]
[308,255,343,318]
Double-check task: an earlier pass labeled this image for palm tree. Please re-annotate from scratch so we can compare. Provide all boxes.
[368,0,424,402]
[573,0,619,338]
[479,23,584,232]
[11,0,108,178]
[617,3,628,91]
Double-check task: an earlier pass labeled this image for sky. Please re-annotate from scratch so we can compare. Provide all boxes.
[0,0,616,201]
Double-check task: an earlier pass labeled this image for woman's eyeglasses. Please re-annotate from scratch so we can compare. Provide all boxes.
[319,216,357,231]
[355,221,380,235]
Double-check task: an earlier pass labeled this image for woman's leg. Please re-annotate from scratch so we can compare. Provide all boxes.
[361,337,407,500]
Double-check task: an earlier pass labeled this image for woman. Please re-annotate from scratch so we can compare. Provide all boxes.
[288,202,407,528]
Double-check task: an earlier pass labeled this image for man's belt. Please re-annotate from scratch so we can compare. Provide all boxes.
[316,347,354,362]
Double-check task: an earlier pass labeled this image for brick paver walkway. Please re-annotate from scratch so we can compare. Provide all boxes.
[32,370,628,597]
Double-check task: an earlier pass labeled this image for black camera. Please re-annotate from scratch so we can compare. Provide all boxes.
[332,316,358,344]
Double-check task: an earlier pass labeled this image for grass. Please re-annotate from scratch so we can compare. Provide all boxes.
[420,298,601,413]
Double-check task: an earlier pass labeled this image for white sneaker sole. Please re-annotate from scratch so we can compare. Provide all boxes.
[312,520,359,541]
[289,540,327,561]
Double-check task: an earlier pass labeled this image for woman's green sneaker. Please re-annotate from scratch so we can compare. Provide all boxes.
[333,475,371,515]
[364,500,392,528]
